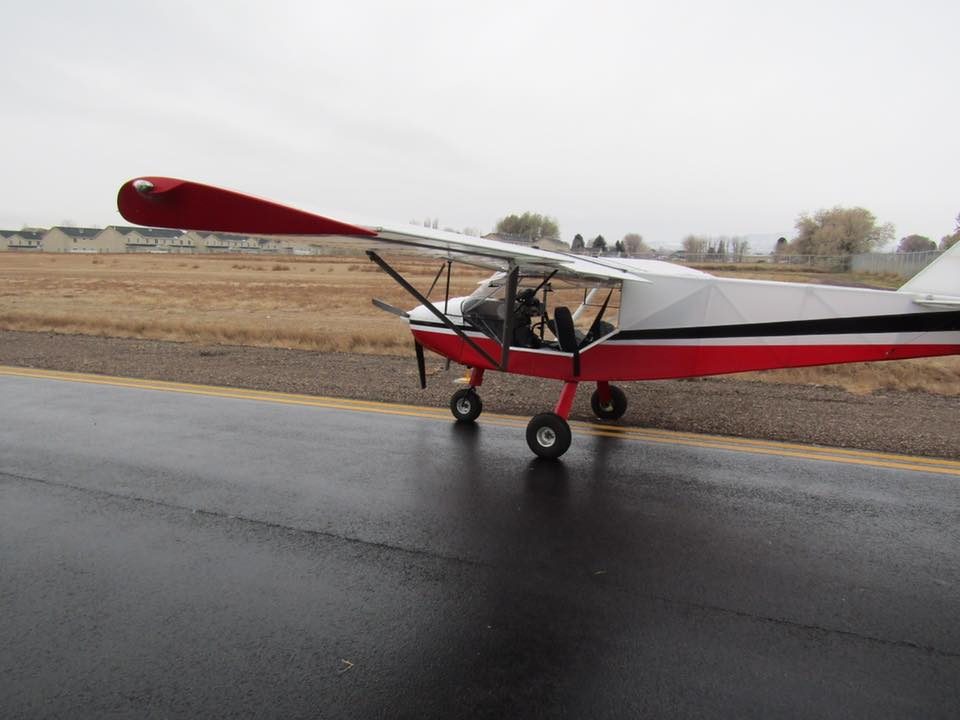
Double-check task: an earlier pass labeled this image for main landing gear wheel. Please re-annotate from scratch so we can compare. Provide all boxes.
[590,385,627,421]
[450,388,483,423]
[526,413,572,460]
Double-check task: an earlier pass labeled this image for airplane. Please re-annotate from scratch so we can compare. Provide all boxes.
[117,177,960,459]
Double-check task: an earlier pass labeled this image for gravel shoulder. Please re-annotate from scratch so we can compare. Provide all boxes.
[2,329,957,459]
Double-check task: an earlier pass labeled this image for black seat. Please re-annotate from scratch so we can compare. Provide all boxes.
[552,306,578,353]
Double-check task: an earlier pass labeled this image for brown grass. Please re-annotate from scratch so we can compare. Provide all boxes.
[0,252,957,394]
[0,253,486,355]
[739,358,960,396]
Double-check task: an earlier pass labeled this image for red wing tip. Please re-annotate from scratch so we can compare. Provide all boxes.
[117,176,379,237]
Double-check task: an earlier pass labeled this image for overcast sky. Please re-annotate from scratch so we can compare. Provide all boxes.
[2,0,957,249]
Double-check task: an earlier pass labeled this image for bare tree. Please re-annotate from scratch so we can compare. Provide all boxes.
[682,235,709,257]
[622,233,649,255]
[939,213,960,250]
[731,236,750,260]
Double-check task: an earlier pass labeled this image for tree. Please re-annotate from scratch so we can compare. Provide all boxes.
[591,235,607,253]
[682,235,709,256]
[614,240,625,255]
[940,213,960,251]
[571,233,585,252]
[716,238,728,259]
[731,236,750,260]
[791,207,894,256]
[773,236,789,255]
[495,212,560,242]
[896,234,936,253]
[622,233,649,255]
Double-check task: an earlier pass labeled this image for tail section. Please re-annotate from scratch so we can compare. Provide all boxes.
[899,241,960,297]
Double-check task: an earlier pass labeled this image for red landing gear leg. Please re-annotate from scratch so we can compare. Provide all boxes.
[553,381,579,420]
[526,381,577,460]
[596,380,612,406]
[450,368,484,423]
[469,367,485,388]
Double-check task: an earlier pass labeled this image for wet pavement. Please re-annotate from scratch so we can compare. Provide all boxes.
[1,373,959,719]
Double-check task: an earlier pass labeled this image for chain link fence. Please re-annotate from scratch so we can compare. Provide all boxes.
[678,251,942,277]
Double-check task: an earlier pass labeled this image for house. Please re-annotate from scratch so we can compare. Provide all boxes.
[0,230,16,251]
[42,226,117,253]
[6,230,45,251]
[102,225,187,253]
[199,232,271,253]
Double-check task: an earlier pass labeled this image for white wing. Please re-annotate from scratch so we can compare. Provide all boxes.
[117,176,712,283]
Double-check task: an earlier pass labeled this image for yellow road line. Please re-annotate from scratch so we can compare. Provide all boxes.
[2,365,959,477]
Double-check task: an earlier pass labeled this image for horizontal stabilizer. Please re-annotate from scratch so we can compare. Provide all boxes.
[117,177,377,237]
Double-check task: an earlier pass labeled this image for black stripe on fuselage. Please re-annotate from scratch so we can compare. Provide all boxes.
[612,310,960,341]
[410,319,473,332]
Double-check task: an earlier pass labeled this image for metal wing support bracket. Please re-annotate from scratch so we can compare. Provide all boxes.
[365,251,501,369]
[498,264,520,371]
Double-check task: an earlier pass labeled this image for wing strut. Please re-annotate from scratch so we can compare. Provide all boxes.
[366,251,500,369]
[499,265,519,371]
[426,262,447,298]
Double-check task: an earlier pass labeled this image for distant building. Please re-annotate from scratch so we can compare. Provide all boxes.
[100,225,187,253]
[2,224,305,255]
[198,232,288,254]
[7,230,44,250]
[42,226,115,253]
[482,232,568,253]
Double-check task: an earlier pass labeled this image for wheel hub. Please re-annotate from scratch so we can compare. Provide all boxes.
[536,426,556,448]
[456,397,473,414]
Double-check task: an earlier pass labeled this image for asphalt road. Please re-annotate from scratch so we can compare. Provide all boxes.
[1,370,959,719]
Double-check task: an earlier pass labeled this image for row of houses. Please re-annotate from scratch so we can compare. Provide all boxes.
[0,226,321,255]
[1,226,573,256]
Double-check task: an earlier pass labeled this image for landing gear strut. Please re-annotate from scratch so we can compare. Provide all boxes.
[451,375,627,459]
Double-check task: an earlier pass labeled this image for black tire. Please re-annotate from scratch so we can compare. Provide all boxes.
[526,413,572,460]
[590,385,627,421]
[450,388,482,423]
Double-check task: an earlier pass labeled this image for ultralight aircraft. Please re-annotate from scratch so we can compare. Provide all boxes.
[117,177,960,458]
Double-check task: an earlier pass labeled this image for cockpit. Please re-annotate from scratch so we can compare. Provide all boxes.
[461,273,619,351]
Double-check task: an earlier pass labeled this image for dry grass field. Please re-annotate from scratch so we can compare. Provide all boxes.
[1,252,957,395]
[0,252,490,355]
